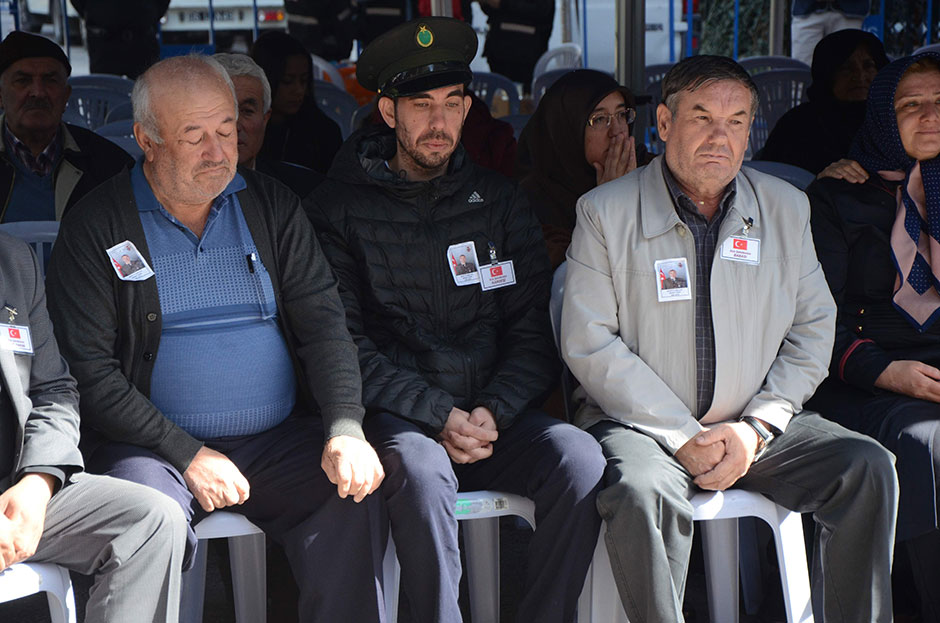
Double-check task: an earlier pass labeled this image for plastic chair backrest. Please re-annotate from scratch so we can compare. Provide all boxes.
[105,136,144,159]
[749,69,811,156]
[501,113,531,140]
[644,63,674,88]
[68,74,135,96]
[314,81,358,139]
[532,68,575,106]
[469,71,521,116]
[104,101,134,124]
[533,43,582,82]
[95,119,135,138]
[645,77,665,155]
[65,86,132,130]
[744,160,815,191]
[350,101,377,135]
[738,55,810,75]
[311,54,345,90]
[915,42,940,55]
[0,221,60,276]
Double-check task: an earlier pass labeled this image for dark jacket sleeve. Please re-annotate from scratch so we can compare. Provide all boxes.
[807,178,893,391]
[45,182,204,473]
[473,182,559,427]
[253,176,367,441]
[305,191,456,433]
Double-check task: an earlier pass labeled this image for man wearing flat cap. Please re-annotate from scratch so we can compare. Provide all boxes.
[305,17,604,623]
[0,31,131,223]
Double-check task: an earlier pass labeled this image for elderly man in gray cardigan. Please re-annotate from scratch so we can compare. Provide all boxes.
[45,54,387,621]
[562,55,899,623]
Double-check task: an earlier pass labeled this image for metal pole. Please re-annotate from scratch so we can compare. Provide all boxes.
[669,0,675,63]
[768,0,785,55]
[10,0,20,31]
[615,0,644,95]
[252,0,259,41]
[429,0,453,17]
[208,0,215,48]
[928,0,934,45]
[60,0,70,59]
[733,0,740,59]
[582,0,588,67]
[685,0,693,57]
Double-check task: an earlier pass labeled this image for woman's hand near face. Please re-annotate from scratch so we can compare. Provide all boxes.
[817,158,869,183]
[593,134,637,186]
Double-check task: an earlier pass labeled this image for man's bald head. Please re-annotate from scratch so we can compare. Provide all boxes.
[132,55,236,145]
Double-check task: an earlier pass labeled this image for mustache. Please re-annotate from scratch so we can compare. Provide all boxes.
[418,130,453,144]
[194,159,228,172]
[22,97,52,111]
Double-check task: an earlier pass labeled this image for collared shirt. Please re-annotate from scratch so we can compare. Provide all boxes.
[661,160,737,418]
[4,124,59,177]
[131,160,297,439]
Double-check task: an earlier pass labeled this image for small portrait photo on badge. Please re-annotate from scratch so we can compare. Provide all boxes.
[655,258,692,302]
[448,241,481,286]
[106,240,154,282]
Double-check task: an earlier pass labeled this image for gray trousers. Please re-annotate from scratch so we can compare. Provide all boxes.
[591,412,899,623]
[28,472,187,623]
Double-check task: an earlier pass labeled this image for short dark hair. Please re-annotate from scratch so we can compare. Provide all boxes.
[661,55,759,117]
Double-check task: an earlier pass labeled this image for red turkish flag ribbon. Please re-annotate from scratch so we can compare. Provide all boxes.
[733,238,748,250]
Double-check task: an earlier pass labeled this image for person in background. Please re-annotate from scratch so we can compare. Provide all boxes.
[0,31,131,222]
[515,69,652,268]
[760,28,888,176]
[214,52,324,198]
[480,0,554,92]
[807,52,940,623]
[70,0,169,78]
[790,0,870,66]
[250,30,343,175]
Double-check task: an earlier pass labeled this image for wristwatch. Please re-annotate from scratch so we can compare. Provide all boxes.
[741,416,775,461]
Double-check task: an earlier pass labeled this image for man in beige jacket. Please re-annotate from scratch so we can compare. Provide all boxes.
[562,55,898,623]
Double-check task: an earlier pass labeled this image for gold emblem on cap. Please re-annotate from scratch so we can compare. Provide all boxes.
[416,25,433,48]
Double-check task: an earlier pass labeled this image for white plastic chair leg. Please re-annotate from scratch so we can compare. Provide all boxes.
[44,564,75,623]
[179,541,210,623]
[463,516,500,623]
[699,517,740,623]
[383,536,400,623]
[772,508,814,623]
[577,524,628,623]
[229,533,266,623]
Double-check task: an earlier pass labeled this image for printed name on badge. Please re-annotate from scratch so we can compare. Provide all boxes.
[720,236,761,265]
[447,241,481,286]
[480,260,516,291]
[106,240,155,282]
[0,324,32,354]
[655,258,692,302]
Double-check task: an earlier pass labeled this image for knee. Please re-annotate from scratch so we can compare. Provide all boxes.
[596,473,691,531]
[380,432,456,502]
[836,436,899,502]
[540,426,606,495]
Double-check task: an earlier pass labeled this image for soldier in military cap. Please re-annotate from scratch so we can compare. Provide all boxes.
[306,16,605,623]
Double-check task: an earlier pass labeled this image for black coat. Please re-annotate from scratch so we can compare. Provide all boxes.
[305,127,558,434]
[0,122,132,223]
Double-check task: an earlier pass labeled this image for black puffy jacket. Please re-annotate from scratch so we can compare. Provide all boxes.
[305,126,558,434]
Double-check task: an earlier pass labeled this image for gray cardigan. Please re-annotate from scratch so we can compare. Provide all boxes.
[45,167,365,473]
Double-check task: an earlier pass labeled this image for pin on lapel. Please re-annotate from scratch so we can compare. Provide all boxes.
[3,306,16,324]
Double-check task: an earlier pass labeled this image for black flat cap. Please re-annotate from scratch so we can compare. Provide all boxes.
[357,17,477,98]
[0,31,71,78]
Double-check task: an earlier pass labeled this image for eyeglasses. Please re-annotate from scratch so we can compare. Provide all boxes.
[586,108,637,129]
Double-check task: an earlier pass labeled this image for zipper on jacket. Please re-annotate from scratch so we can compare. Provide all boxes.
[423,189,449,337]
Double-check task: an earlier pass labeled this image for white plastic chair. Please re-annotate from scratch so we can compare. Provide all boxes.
[180,511,266,623]
[744,161,816,191]
[749,68,812,157]
[0,562,76,623]
[532,43,583,82]
[68,74,135,96]
[314,80,359,139]
[64,86,132,130]
[384,491,536,623]
[738,56,810,75]
[311,54,345,90]
[578,490,813,623]
[532,68,575,106]
[0,221,60,275]
[469,71,521,115]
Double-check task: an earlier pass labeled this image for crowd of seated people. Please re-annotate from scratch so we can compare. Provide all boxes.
[4,14,940,623]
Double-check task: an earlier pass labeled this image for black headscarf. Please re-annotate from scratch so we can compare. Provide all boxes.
[515,69,637,232]
[759,29,888,174]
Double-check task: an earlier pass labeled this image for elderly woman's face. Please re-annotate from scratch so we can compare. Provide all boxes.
[895,69,940,161]
[831,46,879,102]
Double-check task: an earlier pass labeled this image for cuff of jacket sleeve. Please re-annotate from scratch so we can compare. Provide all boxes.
[841,340,893,393]
[18,467,66,493]
[663,419,710,455]
[156,426,206,474]
[324,415,366,442]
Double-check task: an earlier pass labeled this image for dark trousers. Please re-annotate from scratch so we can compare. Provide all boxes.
[365,411,605,623]
[86,416,387,623]
[591,412,898,623]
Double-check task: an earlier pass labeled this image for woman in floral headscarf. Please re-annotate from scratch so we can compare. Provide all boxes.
[807,52,940,622]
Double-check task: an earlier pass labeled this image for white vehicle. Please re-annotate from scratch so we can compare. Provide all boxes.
[160,0,287,51]
[17,0,81,44]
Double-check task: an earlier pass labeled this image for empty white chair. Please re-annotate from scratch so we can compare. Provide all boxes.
[0,562,76,623]
[180,511,266,623]
[578,490,813,623]
[385,491,536,623]
[532,43,583,82]
[311,54,345,90]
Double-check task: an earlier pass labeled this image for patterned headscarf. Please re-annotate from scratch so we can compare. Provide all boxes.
[849,52,940,331]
